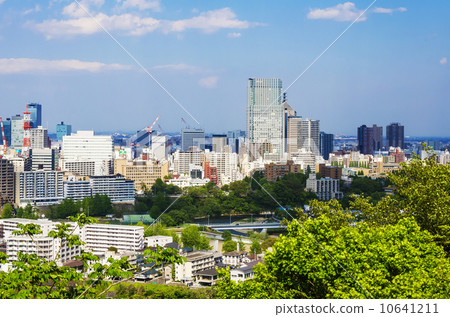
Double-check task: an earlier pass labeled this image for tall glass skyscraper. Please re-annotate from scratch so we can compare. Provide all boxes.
[28,103,42,128]
[247,78,284,153]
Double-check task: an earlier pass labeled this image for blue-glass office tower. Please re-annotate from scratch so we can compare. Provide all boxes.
[0,118,11,147]
[319,132,334,160]
[56,122,72,141]
[28,103,42,128]
[182,129,205,151]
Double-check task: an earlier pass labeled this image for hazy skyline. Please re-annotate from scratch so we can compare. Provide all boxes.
[0,0,449,136]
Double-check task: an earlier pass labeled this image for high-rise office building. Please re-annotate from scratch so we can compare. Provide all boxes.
[212,135,227,152]
[386,123,404,149]
[247,78,284,153]
[10,115,24,149]
[319,132,334,160]
[31,126,49,149]
[299,119,320,155]
[0,158,14,208]
[56,122,72,142]
[357,124,383,155]
[284,102,303,154]
[30,148,57,171]
[0,118,11,148]
[62,131,113,176]
[181,129,205,151]
[27,103,42,128]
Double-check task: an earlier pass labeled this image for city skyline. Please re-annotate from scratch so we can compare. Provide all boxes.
[0,1,449,136]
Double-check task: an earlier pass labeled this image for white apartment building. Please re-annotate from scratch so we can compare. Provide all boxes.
[64,178,92,201]
[174,251,215,282]
[173,150,203,175]
[89,175,135,203]
[62,131,113,176]
[206,151,241,186]
[0,218,80,264]
[151,134,169,160]
[167,174,210,188]
[306,174,343,201]
[144,235,173,248]
[14,170,64,207]
[80,223,144,256]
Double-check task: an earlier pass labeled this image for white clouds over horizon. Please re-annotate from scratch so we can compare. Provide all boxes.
[30,4,261,39]
[308,2,406,22]
[0,58,130,74]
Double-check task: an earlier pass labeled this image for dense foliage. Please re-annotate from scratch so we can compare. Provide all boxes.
[216,216,450,299]
[135,172,317,227]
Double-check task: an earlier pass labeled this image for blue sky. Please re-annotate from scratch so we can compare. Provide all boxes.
[0,0,449,136]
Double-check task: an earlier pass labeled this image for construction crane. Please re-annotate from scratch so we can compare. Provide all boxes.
[147,114,161,152]
[0,116,8,156]
[181,117,189,129]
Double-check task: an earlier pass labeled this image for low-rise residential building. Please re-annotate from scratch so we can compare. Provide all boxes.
[264,160,302,182]
[230,260,262,282]
[144,235,173,248]
[222,250,248,266]
[194,268,218,286]
[0,218,80,264]
[174,251,215,283]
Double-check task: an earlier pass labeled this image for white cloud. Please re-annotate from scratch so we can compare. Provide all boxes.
[33,13,160,39]
[0,0,5,5]
[119,0,161,12]
[165,8,259,33]
[440,57,448,65]
[23,5,41,16]
[0,58,130,74]
[227,32,241,38]
[153,63,205,73]
[373,7,407,14]
[63,0,105,18]
[198,76,218,88]
[31,7,260,38]
[307,2,367,22]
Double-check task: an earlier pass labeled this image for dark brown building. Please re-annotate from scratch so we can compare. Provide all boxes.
[318,164,342,180]
[265,160,302,182]
[0,158,14,208]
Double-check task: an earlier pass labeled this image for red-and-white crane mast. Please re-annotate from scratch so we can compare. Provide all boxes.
[0,116,8,156]
[22,104,32,157]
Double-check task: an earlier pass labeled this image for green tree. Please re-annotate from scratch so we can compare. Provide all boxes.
[181,225,210,250]
[260,238,277,251]
[222,240,237,252]
[216,216,450,299]
[250,240,261,255]
[1,204,13,218]
[221,231,232,241]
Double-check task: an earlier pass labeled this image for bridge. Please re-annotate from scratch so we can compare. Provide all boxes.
[201,222,285,231]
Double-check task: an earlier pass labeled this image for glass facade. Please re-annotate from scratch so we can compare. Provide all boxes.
[247,78,284,153]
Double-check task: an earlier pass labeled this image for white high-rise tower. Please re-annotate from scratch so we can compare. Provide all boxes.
[247,78,284,154]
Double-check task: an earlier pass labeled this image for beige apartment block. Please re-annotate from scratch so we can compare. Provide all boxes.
[114,159,169,191]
